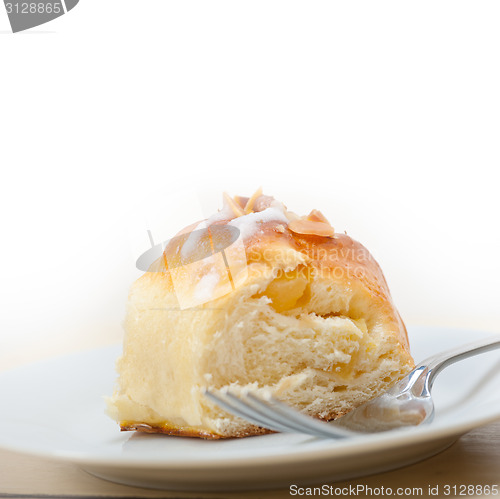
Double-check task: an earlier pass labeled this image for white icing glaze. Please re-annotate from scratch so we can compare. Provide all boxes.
[181,221,207,258]
[206,199,235,224]
[181,198,288,259]
[194,269,220,302]
[269,199,286,212]
[228,207,288,240]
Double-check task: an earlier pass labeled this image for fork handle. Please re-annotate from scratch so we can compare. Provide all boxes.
[418,335,500,389]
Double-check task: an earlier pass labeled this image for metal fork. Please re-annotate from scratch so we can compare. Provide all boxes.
[204,336,500,438]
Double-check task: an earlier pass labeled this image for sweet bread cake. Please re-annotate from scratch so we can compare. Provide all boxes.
[107,190,414,438]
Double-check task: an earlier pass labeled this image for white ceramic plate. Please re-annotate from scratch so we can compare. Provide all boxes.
[0,326,499,492]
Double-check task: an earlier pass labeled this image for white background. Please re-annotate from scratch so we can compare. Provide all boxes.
[1,1,499,370]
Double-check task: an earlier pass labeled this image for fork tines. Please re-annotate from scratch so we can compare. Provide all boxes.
[204,388,356,439]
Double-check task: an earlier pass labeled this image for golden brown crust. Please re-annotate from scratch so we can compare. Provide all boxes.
[120,422,224,439]
[164,217,388,306]
[119,422,274,439]
[119,406,355,439]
